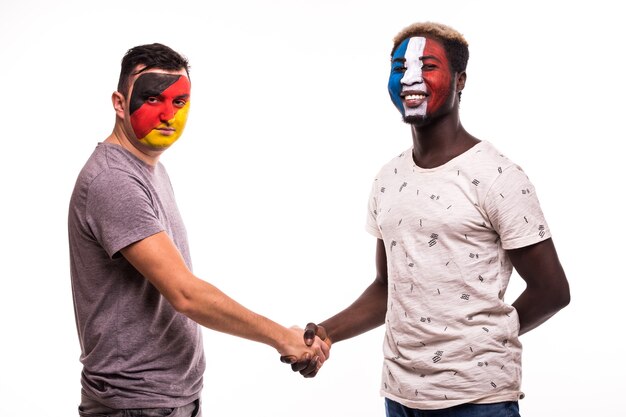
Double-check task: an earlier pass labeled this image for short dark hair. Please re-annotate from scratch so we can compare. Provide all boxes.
[117,43,190,96]
[391,22,469,74]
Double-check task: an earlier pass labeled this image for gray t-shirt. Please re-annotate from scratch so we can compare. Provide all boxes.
[68,143,205,409]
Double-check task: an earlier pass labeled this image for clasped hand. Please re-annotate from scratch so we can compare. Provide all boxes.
[280,323,330,378]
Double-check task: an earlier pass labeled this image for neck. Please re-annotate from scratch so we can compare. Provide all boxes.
[410,111,478,169]
[105,123,163,166]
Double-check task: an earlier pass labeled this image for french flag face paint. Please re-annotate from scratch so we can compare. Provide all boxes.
[129,72,191,148]
[388,36,453,124]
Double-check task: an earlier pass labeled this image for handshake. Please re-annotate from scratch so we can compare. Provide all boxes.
[279,323,331,378]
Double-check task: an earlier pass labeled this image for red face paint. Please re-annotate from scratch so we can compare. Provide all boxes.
[421,39,453,116]
[129,73,191,147]
[389,37,455,124]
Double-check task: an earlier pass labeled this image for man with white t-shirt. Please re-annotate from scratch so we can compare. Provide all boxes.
[289,22,570,417]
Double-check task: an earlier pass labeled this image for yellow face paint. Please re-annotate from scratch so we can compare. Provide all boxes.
[138,102,189,148]
[129,72,191,148]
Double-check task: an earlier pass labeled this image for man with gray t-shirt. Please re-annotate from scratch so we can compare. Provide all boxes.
[68,43,329,417]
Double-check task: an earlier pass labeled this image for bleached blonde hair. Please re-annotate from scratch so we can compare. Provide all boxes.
[391,22,469,73]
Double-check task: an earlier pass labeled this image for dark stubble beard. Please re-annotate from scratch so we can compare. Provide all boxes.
[402,114,427,126]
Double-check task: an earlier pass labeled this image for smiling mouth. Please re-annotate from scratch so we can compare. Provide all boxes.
[402,90,428,99]
[402,91,428,108]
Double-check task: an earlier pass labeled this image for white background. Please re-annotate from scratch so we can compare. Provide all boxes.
[0,1,623,416]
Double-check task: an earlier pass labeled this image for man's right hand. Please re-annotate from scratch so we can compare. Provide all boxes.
[286,322,332,378]
[278,326,329,372]
[303,322,329,347]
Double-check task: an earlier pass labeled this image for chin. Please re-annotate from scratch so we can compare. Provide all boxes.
[139,140,176,150]
[402,114,427,125]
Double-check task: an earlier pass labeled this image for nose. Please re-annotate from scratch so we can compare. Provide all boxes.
[401,65,423,86]
[160,103,176,123]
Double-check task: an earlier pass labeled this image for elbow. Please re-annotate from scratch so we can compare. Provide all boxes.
[167,289,196,317]
[162,273,205,318]
[550,280,571,312]
[556,286,571,310]
[169,295,191,316]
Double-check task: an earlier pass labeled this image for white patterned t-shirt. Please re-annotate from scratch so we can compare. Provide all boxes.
[366,141,550,409]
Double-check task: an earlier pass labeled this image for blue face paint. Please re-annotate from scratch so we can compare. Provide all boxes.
[388,38,410,117]
[388,37,453,124]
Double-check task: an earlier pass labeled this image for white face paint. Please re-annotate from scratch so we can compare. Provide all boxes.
[400,37,428,118]
[389,36,455,124]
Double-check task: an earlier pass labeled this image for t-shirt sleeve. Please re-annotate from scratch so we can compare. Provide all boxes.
[484,165,551,250]
[365,178,383,238]
[86,169,164,258]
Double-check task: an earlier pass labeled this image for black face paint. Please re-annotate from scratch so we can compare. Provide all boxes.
[129,73,181,114]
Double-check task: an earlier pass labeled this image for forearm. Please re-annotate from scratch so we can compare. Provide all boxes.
[178,276,290,351]
[121,231,328,361]
[121,232,294,352]
[507,238,570,336]
[319,278,388,344]
[512,283,570,336]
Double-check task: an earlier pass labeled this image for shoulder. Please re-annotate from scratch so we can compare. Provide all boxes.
[79,143,151,186]
[471,141,518,169]
[463,141,524,189]
[74,148,151,209]
[475,142,534,187]
[373,147,413,178]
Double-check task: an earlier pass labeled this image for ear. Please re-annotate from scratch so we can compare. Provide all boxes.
[111,91,126,119]
[456,71,467,93]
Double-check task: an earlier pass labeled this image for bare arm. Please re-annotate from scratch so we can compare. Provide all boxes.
[120,231,329,362]
[289,238,388,377]
[314,238,389,344]
[507,238,570,336]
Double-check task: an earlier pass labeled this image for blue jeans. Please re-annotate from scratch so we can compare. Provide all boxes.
[385,398,520,417]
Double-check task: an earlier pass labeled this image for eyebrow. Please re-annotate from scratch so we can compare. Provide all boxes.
[420,55,443,62]
[392,54,443,64]
[141,92,190,101]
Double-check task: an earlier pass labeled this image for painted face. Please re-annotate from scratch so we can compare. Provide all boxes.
[388,36,453,124]
[129,72,191,148]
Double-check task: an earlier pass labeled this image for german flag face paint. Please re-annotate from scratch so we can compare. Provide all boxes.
[129,72,191,148]
[389,37,453,125]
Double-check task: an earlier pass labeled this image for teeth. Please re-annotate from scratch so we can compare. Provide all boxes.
[405,94,425,100]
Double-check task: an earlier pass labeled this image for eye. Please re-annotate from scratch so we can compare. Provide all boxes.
[146,96,159,104]
[173,99,187,108]
[392,65,406,73]
[421,63,438,71]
